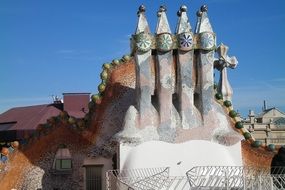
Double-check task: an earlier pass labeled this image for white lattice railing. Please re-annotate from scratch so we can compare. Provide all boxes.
[186,166,285,190]
[106,166,285,190]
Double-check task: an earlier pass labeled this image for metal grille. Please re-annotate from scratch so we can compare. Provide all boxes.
[130,168,169,189]
[186,166,285,190]
[106,166,285,190]
[106,167,191,190]
[107,167,168,189]
[86,165,102,190]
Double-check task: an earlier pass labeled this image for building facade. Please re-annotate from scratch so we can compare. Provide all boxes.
[243,103,285,145]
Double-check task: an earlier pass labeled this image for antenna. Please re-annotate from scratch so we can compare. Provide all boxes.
[51,94,63,104]
[263,100,267,111]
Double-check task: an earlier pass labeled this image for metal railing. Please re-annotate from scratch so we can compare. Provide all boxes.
[186,166,285,190]
[106,167,169,190]
[106,166,285,190]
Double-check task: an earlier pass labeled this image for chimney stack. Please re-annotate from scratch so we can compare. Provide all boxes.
[249,110,255,124]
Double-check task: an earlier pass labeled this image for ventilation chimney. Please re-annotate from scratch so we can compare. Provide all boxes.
[249,110,255,124]
[52,95,62,104]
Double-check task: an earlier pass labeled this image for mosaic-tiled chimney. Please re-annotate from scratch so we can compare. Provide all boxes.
[176,5,202,129]
[117,5,241,145]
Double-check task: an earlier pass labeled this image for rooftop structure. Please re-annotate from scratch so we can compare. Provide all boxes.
[0,4,283,190]
[63,92,90,118]
[243,102,285,145]
[0,104,62,141]
[0,93,90,141]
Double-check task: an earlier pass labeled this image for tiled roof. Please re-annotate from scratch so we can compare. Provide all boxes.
[256,107,285,118]
[0,104,62,131]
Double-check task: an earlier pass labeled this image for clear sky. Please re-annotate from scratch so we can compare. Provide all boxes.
[1,0,285,118]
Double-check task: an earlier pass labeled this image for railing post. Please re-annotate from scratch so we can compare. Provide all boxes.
[243,169,246,190]
[224,169,229,190]
[106,171,110,190]
[258,175,262,190]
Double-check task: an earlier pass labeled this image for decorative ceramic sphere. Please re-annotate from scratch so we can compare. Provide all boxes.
[177,10,181,17]
[243,132,251,140]
[268,144,275,151]
[180,5,187,12]
[251,141,262,148]
[100,70,108,80]
[112,59,120,66]
[215,93,223,100]
[139,5,146,12]
[1,147,9,156]
[68,117,76,124]
[11,141,19,149]
[235,121,244,129]
[91,94,101,102]
[122,55,131,61]
[196,10,202,17]
[159,5,166,12]
[201,5,208,12]
[223,100,232,107]
[103,63,111,69]
[98,83,106,93]
[229,110,238,118]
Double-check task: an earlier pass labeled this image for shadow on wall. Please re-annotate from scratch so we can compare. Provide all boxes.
[0,83,135,190]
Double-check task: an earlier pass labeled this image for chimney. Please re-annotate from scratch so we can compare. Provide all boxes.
[63,93,90,118]
[51,95,63,110]
[249,110,255,124]
[53,95,62,104]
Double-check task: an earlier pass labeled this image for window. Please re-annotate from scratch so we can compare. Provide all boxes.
[85,165,103,190]
[52,147,72,174]
[55,159,72,170]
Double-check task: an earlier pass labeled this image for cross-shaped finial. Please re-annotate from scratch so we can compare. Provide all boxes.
[214,43,238,102]
[215,43,238,70]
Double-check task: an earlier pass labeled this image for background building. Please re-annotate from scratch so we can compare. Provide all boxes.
[243,101,285,145]
[0,93,90,142]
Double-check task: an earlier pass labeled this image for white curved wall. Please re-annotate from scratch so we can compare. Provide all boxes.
[119,140,242,176]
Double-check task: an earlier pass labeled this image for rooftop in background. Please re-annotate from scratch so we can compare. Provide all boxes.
[63,93,90,118]
[256,107,285,118]
[244,106,285,125]
[0,93,90,140]
[0,104,62,140]
[0,104,62,131]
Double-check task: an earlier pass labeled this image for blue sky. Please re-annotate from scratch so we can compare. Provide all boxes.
[0,0,284,118]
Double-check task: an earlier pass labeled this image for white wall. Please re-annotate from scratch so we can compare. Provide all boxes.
[119,140,242,176]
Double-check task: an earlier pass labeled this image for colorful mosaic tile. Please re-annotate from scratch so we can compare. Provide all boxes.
[157,33,173,52]
[135,33,152,53]
[200,32,215,50]
[178,32,193,51]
